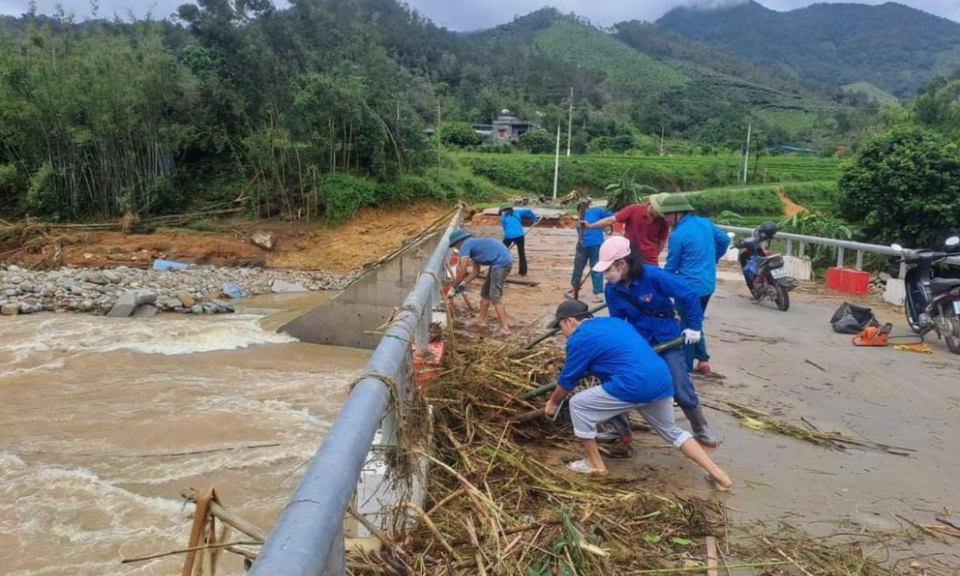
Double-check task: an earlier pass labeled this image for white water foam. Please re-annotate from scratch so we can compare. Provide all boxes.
[0,315,297,362]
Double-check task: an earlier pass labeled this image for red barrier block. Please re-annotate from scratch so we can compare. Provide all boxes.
[825,267,844,291]
[841,269,870,296]
[825,267,870,295]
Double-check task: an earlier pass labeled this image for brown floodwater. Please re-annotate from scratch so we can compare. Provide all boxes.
[0,293,368,576]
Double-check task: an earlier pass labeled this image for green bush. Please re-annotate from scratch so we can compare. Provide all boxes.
[840,126,960,247]
[688,188,782,217]
[320,173,378,225]
[440,122,481,148]
[518,131,556,154]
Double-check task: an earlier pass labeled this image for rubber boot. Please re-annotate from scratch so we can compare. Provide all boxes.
[596,413,633,443]
[682,405,718,448]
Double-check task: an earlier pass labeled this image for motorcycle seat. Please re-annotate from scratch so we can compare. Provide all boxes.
[929,277,960,294]
[758,254,784,268]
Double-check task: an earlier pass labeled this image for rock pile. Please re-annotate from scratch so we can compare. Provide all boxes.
[0,264,354,316]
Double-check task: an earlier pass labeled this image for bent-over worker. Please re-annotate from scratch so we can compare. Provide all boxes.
[448,229,513,336]
[594,235,718,448]
[543,299,732,488]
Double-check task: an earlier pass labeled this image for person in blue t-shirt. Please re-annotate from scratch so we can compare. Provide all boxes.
[447,229,514,336]
[568,199,614,303]
[543,299,732,488]
[594,235,718,448]
[499,205,539,277]
[651,193,731,375]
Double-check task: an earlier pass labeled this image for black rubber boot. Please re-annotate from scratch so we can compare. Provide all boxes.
[682,405,718,448]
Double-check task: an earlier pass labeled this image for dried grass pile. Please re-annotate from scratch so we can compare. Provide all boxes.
[353,340,893,576]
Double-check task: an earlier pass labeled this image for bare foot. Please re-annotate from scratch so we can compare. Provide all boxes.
[705,471,733,491]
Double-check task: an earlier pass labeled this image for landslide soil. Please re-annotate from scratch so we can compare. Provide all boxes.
[1,203,449,273]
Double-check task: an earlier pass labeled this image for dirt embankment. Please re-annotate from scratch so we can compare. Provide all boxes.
[1,203,449,273]
[777,187,806,217]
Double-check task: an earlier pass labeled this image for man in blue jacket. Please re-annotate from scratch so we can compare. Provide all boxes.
[652,193,731,374]
[500,205,539,277]
[543,299,732,488]
[568,199,613,303]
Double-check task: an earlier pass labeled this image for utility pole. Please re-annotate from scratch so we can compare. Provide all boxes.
[742,122,752,184]
[437,100,442,178]
[660,126,665,157]
[566,87,574,157]
[552,122,562,201]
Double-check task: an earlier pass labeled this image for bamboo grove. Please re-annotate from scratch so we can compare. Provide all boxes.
[0,1,438,222]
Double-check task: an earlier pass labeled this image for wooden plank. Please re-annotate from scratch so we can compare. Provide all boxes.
[706,536,719,576]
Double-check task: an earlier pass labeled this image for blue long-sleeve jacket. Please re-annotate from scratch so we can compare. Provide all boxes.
[664,214,730,297]
[605,265,704,345]
[558,317,673,404]
[501,209,538,240]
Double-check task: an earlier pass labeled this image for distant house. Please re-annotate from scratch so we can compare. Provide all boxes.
[766,145,819,157]
[473,110,542,144]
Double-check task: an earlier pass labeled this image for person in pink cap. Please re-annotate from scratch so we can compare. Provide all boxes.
[592,236,718,449]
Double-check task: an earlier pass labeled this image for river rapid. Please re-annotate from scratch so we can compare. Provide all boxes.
[0,294,367,576]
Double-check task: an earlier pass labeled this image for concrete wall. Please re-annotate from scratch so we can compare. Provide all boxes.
[279,232,443,349]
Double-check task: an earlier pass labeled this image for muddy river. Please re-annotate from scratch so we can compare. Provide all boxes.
[0,293,367,576]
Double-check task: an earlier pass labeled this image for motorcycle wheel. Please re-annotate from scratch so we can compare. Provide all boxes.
[944,307,960,354]
[774,282,790,311]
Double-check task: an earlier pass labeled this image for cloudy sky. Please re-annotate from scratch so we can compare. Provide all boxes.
[1,0,958,27]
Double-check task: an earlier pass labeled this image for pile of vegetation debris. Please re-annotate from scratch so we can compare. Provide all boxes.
[350,339,893,576]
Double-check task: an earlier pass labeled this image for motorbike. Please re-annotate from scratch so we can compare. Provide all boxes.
[892,236,960,354]
[729,221,795,312]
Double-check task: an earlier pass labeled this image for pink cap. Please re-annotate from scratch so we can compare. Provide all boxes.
[593,236,632,272]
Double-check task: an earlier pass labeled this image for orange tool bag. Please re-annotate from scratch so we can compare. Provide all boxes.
[852,323,893,347]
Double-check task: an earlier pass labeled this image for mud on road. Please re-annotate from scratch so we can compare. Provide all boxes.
[453,224,960,570]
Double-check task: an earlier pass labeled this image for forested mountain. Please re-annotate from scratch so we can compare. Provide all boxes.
[658,1,960,98]
[0,0,876,221]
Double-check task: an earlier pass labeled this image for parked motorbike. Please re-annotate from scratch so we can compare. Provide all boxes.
[729,221,795,312]
[892,236,960,353]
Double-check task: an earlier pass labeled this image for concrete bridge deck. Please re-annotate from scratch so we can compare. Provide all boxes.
[468,225,960,568]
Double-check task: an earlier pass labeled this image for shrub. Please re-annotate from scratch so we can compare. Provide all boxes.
[440,122,481,148]
[688,188,782,217]
[840,126,960,247]
[518,131,556,154]
[319,173,378,225]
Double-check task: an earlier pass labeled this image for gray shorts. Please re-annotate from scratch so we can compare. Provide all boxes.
[481,265,511,304]
[569,386,693,449]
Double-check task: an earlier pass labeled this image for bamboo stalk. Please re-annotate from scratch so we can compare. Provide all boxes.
[121,540,261,564]
[625,561,792,574]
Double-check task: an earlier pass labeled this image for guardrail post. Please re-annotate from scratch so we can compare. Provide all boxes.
[799,241,806,259]
[899,262,908,280]
[786,238,793,257]
[836,246,845,268]
[855,250,864,271]
[320,528,346,576]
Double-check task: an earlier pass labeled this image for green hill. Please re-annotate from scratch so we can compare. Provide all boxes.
[657,1,960,98]
[532,20,689,92]
[841,82,898,104]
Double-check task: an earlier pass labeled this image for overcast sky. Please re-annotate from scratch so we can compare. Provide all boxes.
[1,0,958,28]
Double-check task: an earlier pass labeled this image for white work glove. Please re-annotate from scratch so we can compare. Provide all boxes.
[682,329,702,345]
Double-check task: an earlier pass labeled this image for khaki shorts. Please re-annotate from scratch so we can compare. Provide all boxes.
[481,265,511,304]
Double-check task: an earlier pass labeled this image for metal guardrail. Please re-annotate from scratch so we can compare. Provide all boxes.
[248,210,460,576]
[719,226,960,277]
